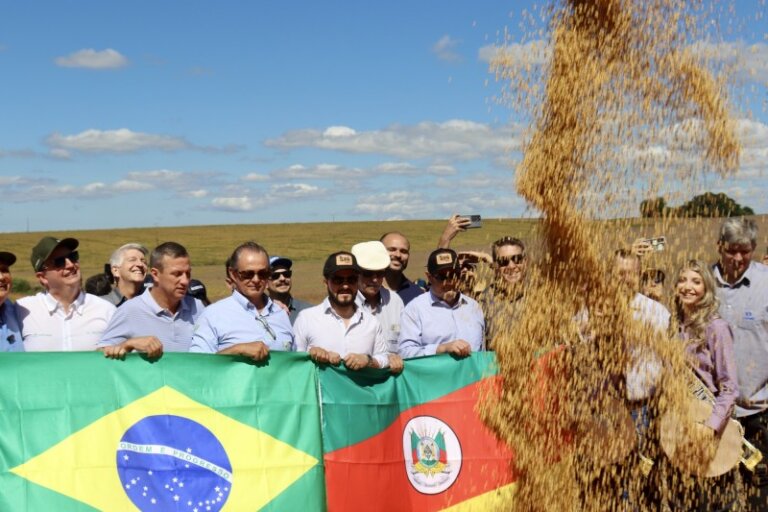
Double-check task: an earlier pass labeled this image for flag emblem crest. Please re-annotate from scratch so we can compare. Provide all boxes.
[117,415,232,511]
[402,416,462,494]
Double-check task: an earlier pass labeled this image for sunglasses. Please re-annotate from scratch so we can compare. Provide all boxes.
[44,251,79,270]
[496,254,525,267]
[234,269,271,281]
[642,269,665,285]
[361,270,386,279]
[432,271,458,282]
[330,275,358,286]
[270,270,292,280]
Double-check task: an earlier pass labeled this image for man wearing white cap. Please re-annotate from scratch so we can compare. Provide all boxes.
[17,236,115,351]
[0,251,23,352]
[267,255,311,324]
[351,241,405,374]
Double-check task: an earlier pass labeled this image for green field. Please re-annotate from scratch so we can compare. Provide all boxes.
[3,215,767,303]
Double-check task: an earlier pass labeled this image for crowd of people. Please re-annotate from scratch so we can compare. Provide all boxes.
[0,215,767,507]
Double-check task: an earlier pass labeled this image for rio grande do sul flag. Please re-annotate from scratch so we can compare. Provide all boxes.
[320,352,517,511]
[0,352,324,511]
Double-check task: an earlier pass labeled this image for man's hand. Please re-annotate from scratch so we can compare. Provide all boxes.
[103,336,163,359]
[436,339,472,358]
[631,238,652,257]
[309,347,341,365]
[438,214,472,249]
[388,353,404,374]
[344,353,371,371]
[221,341,269,361]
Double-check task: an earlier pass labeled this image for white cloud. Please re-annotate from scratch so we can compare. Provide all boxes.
[270,183,322,198]
[354,190,431,217]
[47,129,188,153]
[112,180,154,192]
[433,35,462,63]
[125,169,185,183]
[54,48,128,69]
[689,41,768,85]
[266,119,521,160]
[271,163,365,180]
[242,173,269,182]
[185,189,209,198]
[211,196,253,211]
[478,40,551,66]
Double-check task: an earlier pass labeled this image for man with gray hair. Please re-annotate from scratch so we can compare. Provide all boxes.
[713,218,768,503]
[105,243,148,307]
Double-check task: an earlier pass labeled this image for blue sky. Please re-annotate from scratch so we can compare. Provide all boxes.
[1,1,766,232]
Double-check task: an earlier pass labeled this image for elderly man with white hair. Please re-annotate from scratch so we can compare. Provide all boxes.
[351,241,405,373]
[104,243,149,307]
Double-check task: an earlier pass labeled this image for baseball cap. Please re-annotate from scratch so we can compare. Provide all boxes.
[187,279,209,301]
[0,252,17,267]
[269,256,293,270]
[30,237,79,271]
[427,248,458,275]
[351,241,390,271]
[323,251,359,278]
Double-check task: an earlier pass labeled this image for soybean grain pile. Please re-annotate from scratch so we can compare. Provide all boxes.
[482,0,748,509]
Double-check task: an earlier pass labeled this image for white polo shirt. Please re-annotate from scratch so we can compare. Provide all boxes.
[17,291,115,351]
[293,298,389,368]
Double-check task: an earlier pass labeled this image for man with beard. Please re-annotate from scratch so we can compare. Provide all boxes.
[480,237,529,349]
[266,255,311,324]
[398,248,484,358]
[190,242,294,359]
[104,243,148,306]
[351,241,404,373]
[380,231,424,306]
[18,236,115,351]
[294,251,390,371]
[99,242,204,358]
[0,251,23,352]
[711,218,768,507]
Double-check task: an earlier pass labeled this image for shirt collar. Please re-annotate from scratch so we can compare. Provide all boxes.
[233,290,275,315]
[428,290,467,309]
[43,290,86,314]
[322,297,362,322]
[713,262,752,288]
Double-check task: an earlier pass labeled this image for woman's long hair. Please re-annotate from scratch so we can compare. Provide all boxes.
[673,259,720,344]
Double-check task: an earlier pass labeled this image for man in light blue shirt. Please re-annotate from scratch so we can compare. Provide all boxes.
[398,248,484,358]
[190,242,293,359]
[0,251,23,352]
[99,242,205,357]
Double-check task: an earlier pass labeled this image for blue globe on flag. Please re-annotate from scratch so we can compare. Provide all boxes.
[117,415,232,511]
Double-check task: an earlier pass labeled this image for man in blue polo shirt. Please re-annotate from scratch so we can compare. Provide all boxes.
[99,242,205,358]
[398,248,485,358]
[190,241,293,360]
[0,251,23,352]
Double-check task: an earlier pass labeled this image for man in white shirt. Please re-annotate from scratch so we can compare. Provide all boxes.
[294,251,390,371]
[17,236,115,351]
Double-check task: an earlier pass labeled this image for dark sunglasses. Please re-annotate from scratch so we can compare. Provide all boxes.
[361,270,386,279]
[234,269,271,281]
[496,254,525,267]
[270,270,293,280]
[45,251,79,270]
[432,271,458,282]
[330,275,358,286]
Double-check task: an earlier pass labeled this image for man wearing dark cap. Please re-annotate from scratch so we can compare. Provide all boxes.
[17,236,115,351]
[266,255,311,324]
[0,251,23,352]
[398,248,485,358]
[187,279,211,306]
[294,251,390,371]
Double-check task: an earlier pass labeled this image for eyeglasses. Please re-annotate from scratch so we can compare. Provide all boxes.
[496,254,525,267]
[270,270,292,280]
[432,271,458,282]
[234,269,271,281]
[330,275,358,285]
[361,270,386,279]
[44,251,79,270]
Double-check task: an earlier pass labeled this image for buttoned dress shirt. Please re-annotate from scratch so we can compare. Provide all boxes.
[190,291,294,353]
[99,292,205,352]
[397,291,485,358]
[0,300,24,352]
[625,293,670,401]
[293,298,389,368]
[355,288,404,353]
[17,291,115,351]
[714,261,768,417]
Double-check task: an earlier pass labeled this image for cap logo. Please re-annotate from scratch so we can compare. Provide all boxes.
[336,254,353,265]
[436,254,453,265]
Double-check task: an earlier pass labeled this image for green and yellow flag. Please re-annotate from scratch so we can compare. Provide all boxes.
[0,352,324,511]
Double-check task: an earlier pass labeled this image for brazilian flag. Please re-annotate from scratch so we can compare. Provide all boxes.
[0,352,324,511]
[320,352,518,511]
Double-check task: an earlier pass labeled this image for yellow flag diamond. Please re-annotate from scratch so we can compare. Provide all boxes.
[11,386,318,511]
